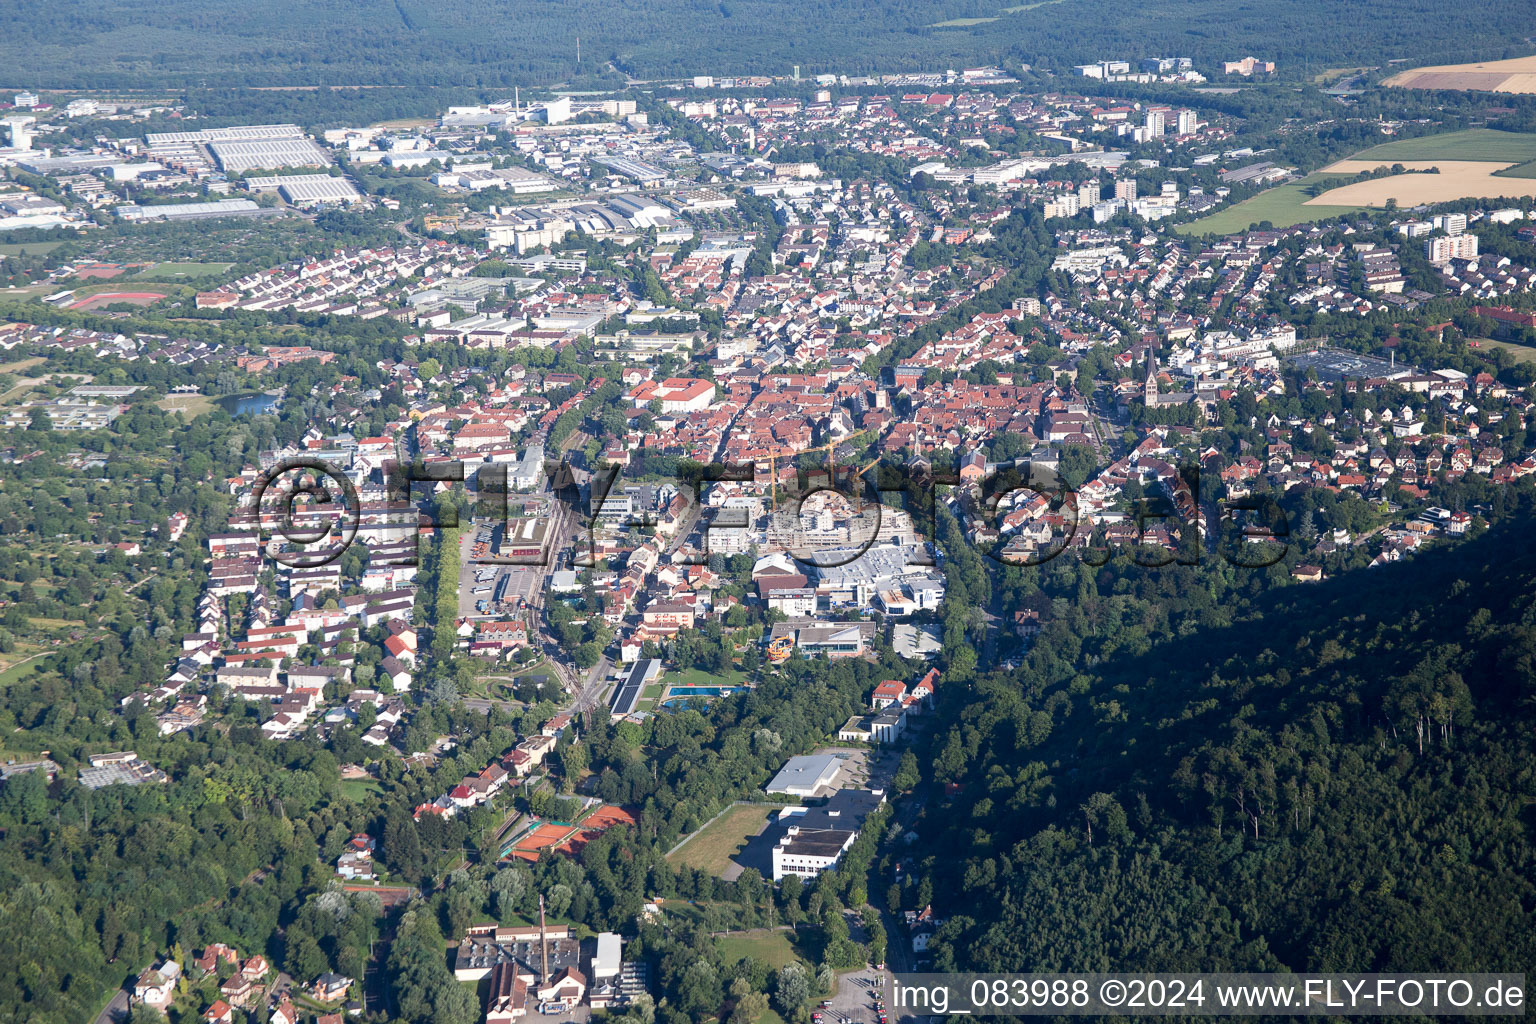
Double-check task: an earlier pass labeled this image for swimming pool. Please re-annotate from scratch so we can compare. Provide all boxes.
[659,685,748,709]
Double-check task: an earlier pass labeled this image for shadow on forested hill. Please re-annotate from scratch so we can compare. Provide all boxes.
[917,514,1536,974]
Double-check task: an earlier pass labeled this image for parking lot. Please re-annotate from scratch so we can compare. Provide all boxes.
[814,745,903,792]
[822,968,902,1024]
[458,525,540,618]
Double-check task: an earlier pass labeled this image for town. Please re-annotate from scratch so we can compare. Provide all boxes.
[2,46,1536,1024]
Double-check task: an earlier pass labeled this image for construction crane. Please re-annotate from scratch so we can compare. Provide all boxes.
[764,428,872,513]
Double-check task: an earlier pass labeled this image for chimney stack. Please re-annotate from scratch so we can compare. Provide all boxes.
[539,893,549,983]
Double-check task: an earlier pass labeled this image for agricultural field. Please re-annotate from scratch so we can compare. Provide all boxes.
[1342,129,1536,164]
[1182,130,1536,234]
[1305,160,1536,208]
[1384,54,1536,94]
[1496,161,1536,180]
[666,803,773,875]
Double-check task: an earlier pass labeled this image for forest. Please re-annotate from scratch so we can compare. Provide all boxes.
[899,505,1536,976]
[3,0,1536,89]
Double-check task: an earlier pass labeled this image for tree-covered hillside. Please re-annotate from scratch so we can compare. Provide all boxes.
[909,517,1536,974]
[3,0,1535,89]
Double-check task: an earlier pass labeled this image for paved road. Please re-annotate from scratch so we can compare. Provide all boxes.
[89,989,128,1024]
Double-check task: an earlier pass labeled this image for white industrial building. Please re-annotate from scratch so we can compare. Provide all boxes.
[245,173,362,206]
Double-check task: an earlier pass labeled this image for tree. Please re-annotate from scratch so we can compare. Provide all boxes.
[383,807,426,883]
[893,751,920,792]
[285,929,329,981]
[774,962,811,1018]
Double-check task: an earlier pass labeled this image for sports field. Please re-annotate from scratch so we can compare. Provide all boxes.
[68,290,166,310]
[502,805,638,862]
[130,261,235,281]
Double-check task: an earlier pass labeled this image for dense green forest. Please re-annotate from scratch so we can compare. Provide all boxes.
[905,512,1536,974]
[3,0,1535,89]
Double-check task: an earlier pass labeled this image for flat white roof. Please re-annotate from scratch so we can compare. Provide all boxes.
[767,754,841,795]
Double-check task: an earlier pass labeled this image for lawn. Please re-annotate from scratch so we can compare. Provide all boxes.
[130,261,235,281]
[158,393,217,418]
[1472,338,1536,363]
[667,803,772,875]
[671,665,751,688]
[1179,174,1365,236]
[0,357,46,374]
[714,929,802,970]
[339,778,382,801]
[1345,129,1536,165]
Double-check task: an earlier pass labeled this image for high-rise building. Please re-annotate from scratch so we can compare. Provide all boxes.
[1145,108,1167,137]
[1078,181,1100,205]
[4,119,31,151]
[1437,213,1468,236]
[1176,109,1199,136]
[1115,178,1138,201]
[1425,234,1478,263]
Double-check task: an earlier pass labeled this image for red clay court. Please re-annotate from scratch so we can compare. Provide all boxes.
[502,806,638,862]
[69,291,166,310]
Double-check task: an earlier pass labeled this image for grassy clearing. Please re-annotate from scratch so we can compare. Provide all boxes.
[931,0,1061,25]
[1346,129,1536,165]
[0,650,52,687]
[1179,174,1364,236]
[667,803,772,875]
[27,617,85,630]
[1314,66,1372,84]
[158,393,217,417]
[714,929,801,970]
[0,357,46,374]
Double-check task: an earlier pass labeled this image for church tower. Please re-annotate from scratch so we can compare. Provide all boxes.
[1143,352,1159,406]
